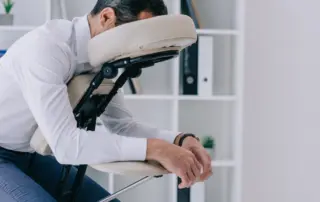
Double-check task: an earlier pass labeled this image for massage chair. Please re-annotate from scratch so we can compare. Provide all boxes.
[30,14,197,202]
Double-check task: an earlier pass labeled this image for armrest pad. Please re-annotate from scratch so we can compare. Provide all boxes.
[90,161,170,176]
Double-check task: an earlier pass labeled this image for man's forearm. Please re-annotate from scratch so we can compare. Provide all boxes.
[101,114,180,144]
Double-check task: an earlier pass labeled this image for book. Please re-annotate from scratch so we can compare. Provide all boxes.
[180,0,201,95]
[197,36,214,97]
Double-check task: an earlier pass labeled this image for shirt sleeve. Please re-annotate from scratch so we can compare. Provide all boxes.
[100,89,180,143]
[12,40,147,165]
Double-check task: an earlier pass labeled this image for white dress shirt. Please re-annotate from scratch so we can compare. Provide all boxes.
[0,15,178,165]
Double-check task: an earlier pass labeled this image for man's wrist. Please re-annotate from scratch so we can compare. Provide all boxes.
[174,133,184,145]
[146,138,166,161]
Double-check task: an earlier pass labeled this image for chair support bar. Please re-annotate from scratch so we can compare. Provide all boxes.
[98,176,155,202]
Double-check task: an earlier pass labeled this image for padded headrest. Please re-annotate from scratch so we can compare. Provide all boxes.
[88,14,197,67]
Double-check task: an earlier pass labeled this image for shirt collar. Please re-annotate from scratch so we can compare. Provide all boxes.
[73,15,92,64]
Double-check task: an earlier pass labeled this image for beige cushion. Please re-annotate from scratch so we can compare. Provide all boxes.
[90,161,169,176]
[88,14,197,67]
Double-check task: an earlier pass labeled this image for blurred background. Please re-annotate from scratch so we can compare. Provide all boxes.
[1,0,319,202]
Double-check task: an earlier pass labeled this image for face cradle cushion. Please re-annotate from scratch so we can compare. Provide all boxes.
[88,14,197,67]
[30,15,197,201]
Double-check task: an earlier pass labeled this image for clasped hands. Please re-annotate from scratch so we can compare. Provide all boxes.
[146,133,213,189]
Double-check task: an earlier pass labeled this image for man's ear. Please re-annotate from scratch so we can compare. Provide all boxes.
[99,7,117,30]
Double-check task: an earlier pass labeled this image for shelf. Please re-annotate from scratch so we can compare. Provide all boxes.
[196,29,240,36]
[123,95,236,101]
[0,26,36,32]
[178,95,236,101]
[211,160,236,167]
[124,94,237,101]
[124,94,174,100]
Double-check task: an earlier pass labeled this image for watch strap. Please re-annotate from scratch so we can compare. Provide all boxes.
[178,133,199,146]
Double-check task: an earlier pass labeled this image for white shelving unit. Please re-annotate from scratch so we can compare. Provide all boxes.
[0,0,52,50]
[0,0,52,27]
[196,29,240,35]
[0,26,36,31]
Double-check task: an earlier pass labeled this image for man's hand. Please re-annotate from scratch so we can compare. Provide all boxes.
[146,139,202,189]
[175,134,213,182]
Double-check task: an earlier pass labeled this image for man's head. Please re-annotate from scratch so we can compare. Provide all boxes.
[88,0,168,37]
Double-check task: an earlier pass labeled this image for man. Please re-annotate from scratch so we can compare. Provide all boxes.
[0,0,212,201]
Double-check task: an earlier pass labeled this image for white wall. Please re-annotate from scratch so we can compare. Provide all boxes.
[243,0,320,202]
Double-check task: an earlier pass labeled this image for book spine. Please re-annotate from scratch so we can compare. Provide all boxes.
[181,42,199,95]
[180,0,199,96]
[198,36,214,97]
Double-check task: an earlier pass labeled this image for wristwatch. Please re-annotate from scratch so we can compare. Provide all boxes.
[178,133,200,146]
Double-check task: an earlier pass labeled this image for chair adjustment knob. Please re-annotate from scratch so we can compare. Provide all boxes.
[103,66,118,79]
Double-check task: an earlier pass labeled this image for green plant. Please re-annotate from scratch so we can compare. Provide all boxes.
[2,0,14,14]
[202,136,215,149]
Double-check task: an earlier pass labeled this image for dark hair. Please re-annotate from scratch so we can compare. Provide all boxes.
[91,0,168,25]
